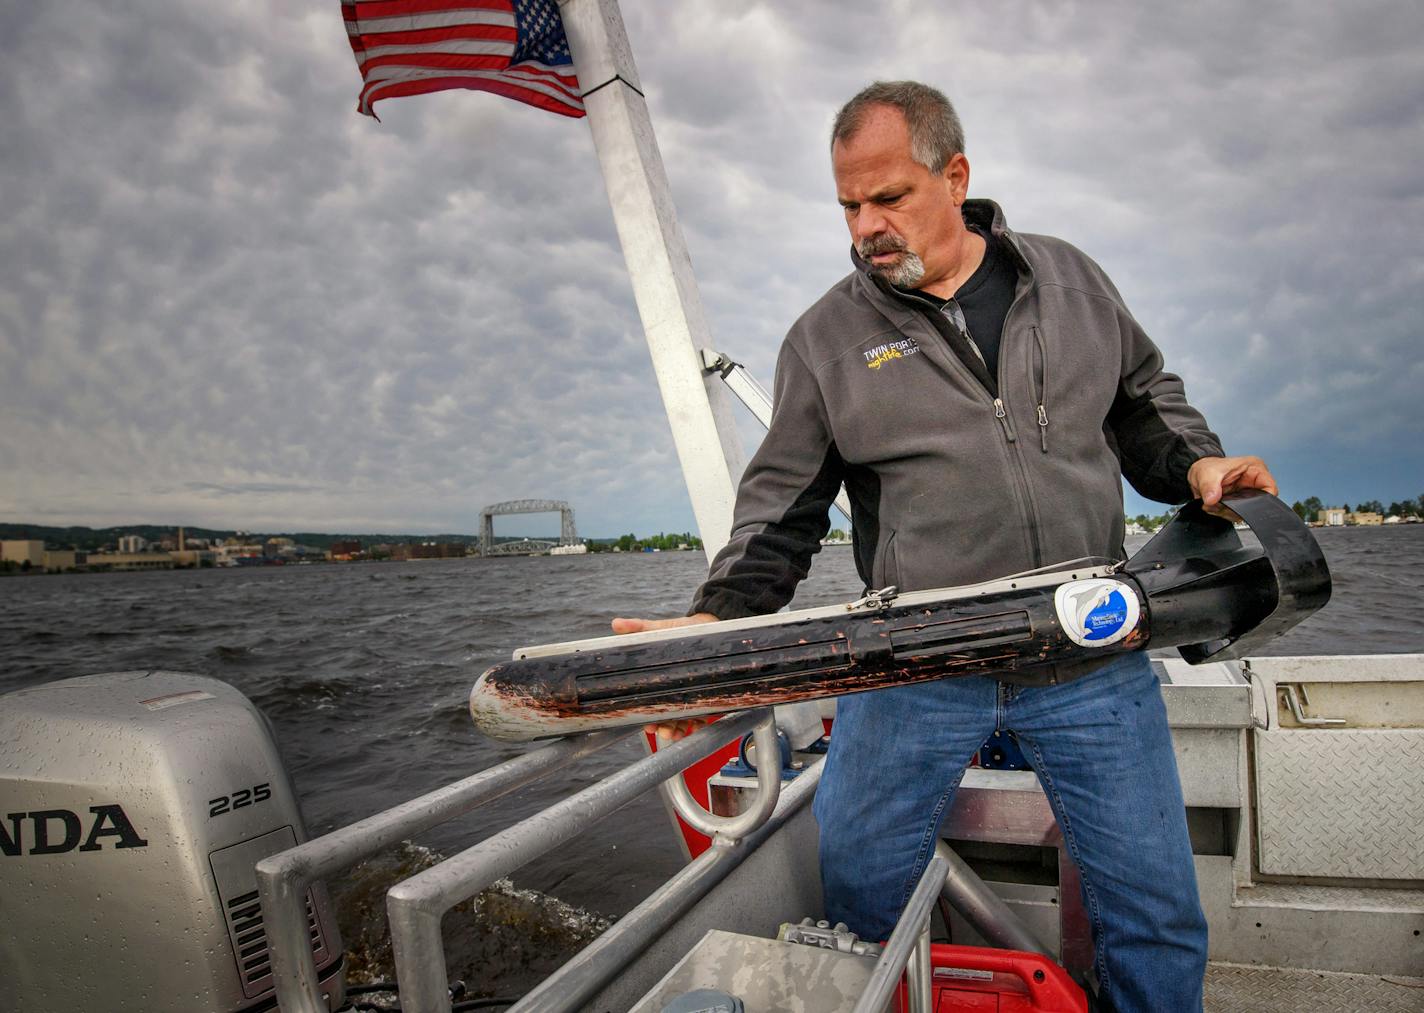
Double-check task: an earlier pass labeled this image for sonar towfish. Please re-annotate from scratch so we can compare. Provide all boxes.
[470,491,1331,742]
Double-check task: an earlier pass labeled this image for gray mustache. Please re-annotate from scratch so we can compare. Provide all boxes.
[858,233,908,258]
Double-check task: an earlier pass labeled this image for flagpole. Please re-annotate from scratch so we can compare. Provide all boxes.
[557,0,747,562]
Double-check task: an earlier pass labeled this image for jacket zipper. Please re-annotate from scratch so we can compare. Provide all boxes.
[893,230,1045,567]
[993,397,1016,442]
[996,233,1044,567]
[1032,324,1049,453]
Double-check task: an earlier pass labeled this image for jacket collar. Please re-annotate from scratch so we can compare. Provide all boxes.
[848,198,1031,296]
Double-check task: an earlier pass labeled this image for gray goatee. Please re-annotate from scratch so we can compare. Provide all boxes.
[858,233,926,288]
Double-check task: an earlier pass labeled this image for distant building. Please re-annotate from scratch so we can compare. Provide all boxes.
[1348,511,1383,526]
[170,549,217,568]
[2,540,46,569]
[42,550,80,572]
[393,542,467,561]
[1,543,85,573]
[215,542,265,566]
[118,534,147,554]
[329,540,363,560]
[1317,508,1346,526]
[86,551,175,572]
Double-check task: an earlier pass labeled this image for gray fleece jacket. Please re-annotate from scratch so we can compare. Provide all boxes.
[691,200,1223,664]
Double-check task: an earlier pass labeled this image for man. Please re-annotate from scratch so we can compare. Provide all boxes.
[615,81,1276,1012]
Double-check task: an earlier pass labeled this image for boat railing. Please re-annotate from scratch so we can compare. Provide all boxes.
[854,846,1075,1013]
[256,709,786,1013]
[491,733,817,1013]
[853,849,953,1013]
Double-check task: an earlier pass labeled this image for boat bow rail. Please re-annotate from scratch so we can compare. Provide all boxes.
[255,729,624,1013]
[257,710,786,1013]
[259,701,1099,1013]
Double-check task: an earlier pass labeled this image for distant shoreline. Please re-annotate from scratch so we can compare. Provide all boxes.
[5,519,1417,579]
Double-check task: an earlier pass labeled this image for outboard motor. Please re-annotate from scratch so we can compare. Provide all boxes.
[0,670,345,1012]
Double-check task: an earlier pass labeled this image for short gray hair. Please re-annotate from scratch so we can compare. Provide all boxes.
[831,81,965,174]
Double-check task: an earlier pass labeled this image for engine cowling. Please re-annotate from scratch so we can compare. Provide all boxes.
[0,670,346,1012]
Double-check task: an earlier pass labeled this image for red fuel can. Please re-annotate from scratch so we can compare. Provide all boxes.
[895,944,1087,1012]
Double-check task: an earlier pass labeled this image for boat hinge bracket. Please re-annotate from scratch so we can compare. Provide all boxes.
[699,347,739,379]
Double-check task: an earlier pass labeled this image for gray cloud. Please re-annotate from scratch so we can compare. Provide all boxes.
[182,481,332,497]
[1,0,1421,538]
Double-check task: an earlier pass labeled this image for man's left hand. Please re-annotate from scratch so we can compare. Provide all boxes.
[1187,455,1278,514]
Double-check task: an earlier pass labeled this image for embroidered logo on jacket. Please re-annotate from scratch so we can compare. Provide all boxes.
[863,337,920,370]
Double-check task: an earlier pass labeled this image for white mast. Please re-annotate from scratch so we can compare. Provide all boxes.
[557,0,747,561]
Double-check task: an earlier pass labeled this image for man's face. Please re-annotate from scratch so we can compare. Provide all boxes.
[832,104,967,290]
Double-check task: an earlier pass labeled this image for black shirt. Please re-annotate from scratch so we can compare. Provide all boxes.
[905,226,1018,386]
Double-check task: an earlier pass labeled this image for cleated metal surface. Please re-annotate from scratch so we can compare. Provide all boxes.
[1254,729,1424,879]
[1205,962,1424,1012]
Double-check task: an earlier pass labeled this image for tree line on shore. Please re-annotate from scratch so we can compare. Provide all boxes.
[1127,493,1424,534]
[1289,495,1424,520]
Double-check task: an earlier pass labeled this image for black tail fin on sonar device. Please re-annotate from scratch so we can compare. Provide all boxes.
[1122,489,1330,664]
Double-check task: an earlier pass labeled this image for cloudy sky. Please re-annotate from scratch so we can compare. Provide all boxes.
[2,0,1421,540]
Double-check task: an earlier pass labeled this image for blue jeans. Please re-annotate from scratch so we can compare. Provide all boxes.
[813,652,1207,1013]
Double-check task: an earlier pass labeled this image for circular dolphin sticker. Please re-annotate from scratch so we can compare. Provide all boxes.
[1054,578,1141,648]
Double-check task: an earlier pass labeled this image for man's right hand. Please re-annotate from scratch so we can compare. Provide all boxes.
[610,612,718,635]
[609,612,721,742]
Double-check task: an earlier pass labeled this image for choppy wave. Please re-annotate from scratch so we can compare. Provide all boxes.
[332,842,611,997]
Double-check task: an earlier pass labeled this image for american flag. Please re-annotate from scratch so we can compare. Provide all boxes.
[343,0,584,119]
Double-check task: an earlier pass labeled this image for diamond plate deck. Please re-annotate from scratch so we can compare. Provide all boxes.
[1205,963,1424,1012]
[1255,729,1424,879]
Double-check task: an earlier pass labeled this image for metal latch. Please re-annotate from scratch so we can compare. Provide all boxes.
[779,917,882,957]
[1279,683,1346,726]
[847,585,898,611]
